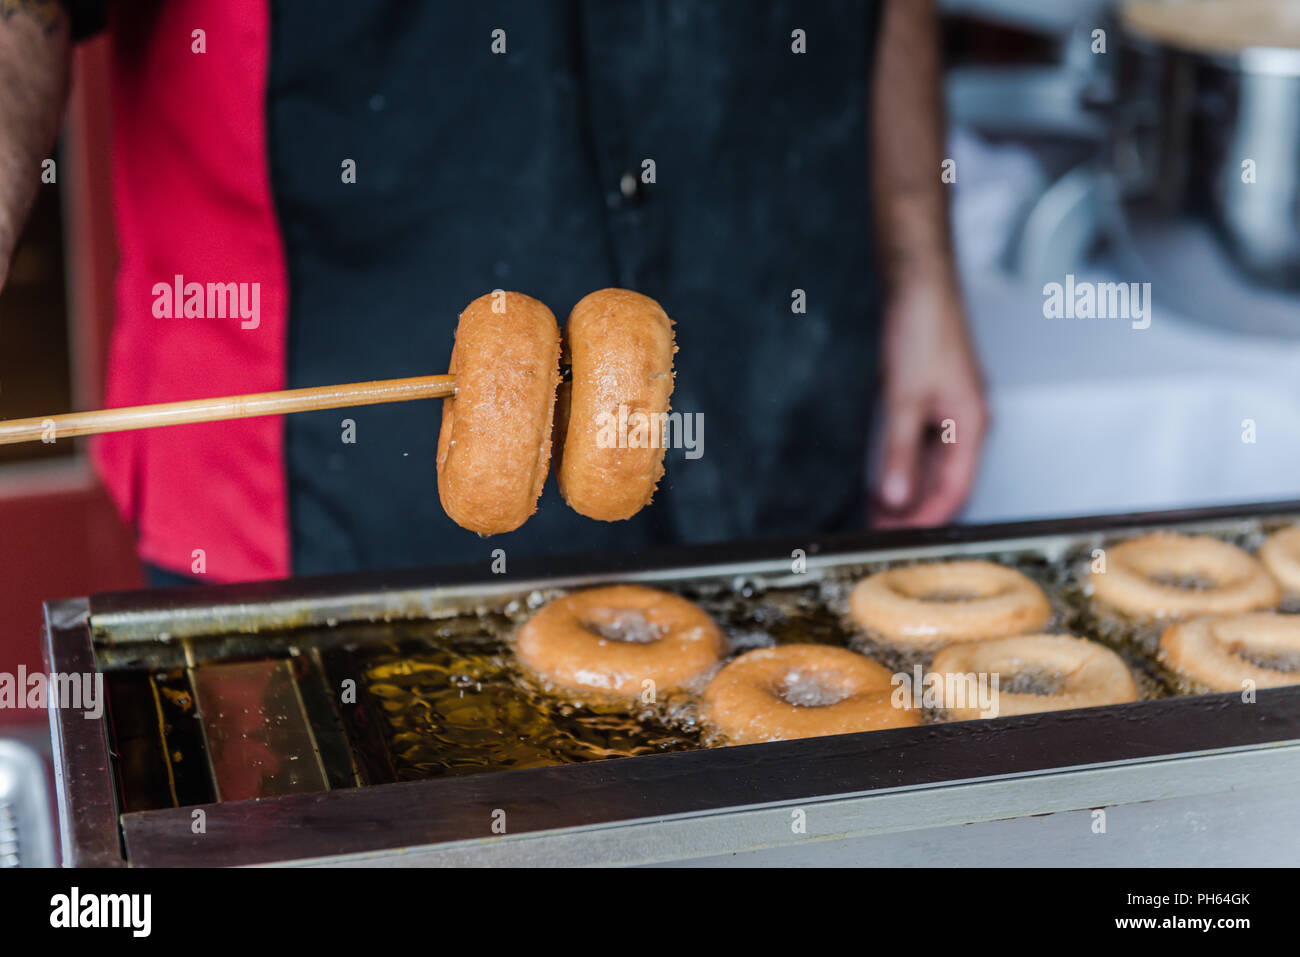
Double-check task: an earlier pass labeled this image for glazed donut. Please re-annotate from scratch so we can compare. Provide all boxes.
[849,561,1051,648]
[1087,533,1278,619]
[557,288,675,522]
[1159,612,1300,691]
[929,633,1139,720]
[703,644,919,745]
[436,291,561,535]
[515,585,724,698]
[1260,526,1300,594]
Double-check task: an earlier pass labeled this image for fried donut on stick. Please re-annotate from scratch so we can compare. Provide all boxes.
[436,291,561,535]
[557,288,676,521]
[0,287,677,536]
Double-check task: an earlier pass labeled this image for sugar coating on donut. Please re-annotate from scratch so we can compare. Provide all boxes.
[1159,612,1300,692]
[930,632,1139,720]
[1088,533,1279,620]
[703,644,919,745]
[557,288,676,522]
[1260,526,1300,595]
[515,585,724,699]
[849,561,1052,648]
[436,291,560,535]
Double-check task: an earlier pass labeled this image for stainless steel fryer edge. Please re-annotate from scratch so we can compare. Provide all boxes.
[86,500,1300,643]
[281,742,1300,867]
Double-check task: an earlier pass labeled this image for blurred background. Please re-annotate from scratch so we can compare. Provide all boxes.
[2,0,1299,736]
[943,0,1300,533]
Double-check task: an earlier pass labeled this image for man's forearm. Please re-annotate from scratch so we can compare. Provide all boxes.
[870,0,956,297]
[0,0,70,275]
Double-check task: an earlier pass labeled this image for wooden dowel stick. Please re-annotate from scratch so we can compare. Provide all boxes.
[0,373,456,446]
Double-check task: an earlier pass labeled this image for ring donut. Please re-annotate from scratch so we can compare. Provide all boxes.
[1260,526,1300,594]
[515,585,724,698]
[557,288,676,522]
[703,644,919,744]
[436,291,561,535]
[1087,533,1278,619]
[849,561,1051,648]
[929,633,1139,720]
[1159,612,1300,691]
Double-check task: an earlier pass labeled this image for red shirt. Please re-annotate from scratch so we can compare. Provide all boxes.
[93,0,290,581]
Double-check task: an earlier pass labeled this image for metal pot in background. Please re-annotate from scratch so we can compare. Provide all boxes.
[0,739,55,867]
[943,0,1300,334]
[1113,0,1300,289]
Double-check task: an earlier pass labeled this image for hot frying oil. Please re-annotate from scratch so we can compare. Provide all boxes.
[355,620,700,780]
[104,518,1297,805]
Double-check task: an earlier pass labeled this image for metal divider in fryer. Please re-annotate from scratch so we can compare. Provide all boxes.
[104,646,365,811]
[189,659,329,801]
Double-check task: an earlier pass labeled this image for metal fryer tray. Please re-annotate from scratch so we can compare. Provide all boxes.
[46,500,1300,866]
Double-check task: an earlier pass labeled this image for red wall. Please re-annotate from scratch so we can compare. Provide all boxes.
[0,38,141,728]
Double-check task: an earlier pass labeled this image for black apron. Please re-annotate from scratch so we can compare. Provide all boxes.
[267,0,884,575]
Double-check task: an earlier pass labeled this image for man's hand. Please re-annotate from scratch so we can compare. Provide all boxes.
[0,0,70,285]
[869,0,985,528]
[874,278,988,527]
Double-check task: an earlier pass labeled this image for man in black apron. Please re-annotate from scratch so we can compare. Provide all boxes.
[270,0,986,573]
[13,0,986,579]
